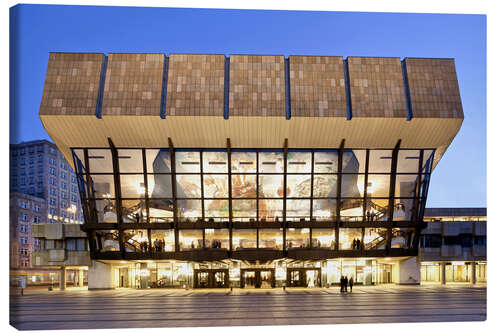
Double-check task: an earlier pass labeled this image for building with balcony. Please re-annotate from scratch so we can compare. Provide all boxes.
[31,223,90,289]
[39,52,464,289]
[420,208,486,284]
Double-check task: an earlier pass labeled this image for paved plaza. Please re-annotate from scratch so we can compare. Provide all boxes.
[10,285,486,330]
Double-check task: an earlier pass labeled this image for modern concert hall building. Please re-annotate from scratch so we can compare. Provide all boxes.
[39,53,464,289]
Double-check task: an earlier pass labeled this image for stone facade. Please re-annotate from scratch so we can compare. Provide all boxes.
[39,53,104,116]
[347,57,407,118]
[102,53,165,116]
[166,54,225,116]
[229,55,285,116]
[289,56,346,117]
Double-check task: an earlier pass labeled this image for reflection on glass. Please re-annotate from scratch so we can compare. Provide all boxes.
[287,151,312,173]
[342,150,365,173]
[287,175,311,198]
[177,200,202,222]
[151,230,175,252]
[98,230,119,251]
[259,229,283,250]
[179,230,203,250]
[95,199,117,223]
[204,228,229,249]
[203,175,228,198]
[422,150,434,173]
[366,174,390,197]
[259,151,284,173]
[204,200,229,220]
[148,174,173,198]
[364,228,387,250]
[312,229,335,249]
[259,199,283,222]
[232,175,257,198]
[313,174,337,197]
[232,229,257,249]
[397,150,420,173]
[118,149,143,173]
[232,200,257,222]
[231,151,257,173]
[312,199,336,221]
[314,150,338,173]
[258,175,284,198]
[340,197,364,221]
[395,174,418,197]
[120,174,146,198]
[341,174,364,197]
[339,228,362,250]
[146,149,171,173]
[175,151,200,173]
[90,174,115,198]
[286,228,310,249]
[391,228,415,249]
[122,199,147,223]
[286,199,310,221]
[203,151,228,173]
[88,149,113,173]
[368,150,392,173]
[124,229,149,253]
[149,199,174,222]
[393,199,415,221]
[176,175,201,198]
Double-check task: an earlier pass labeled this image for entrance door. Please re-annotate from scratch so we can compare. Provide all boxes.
[287,268,321,287]
[241,269,276,288]
[260,271,272,288]
[288,270,301,287]
[305,269,320,287]
[196,272,210,288]
[213,271,227,288]
[244,271,257,288]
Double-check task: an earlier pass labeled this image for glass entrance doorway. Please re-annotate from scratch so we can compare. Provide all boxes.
[286,268,321,287]
[241,269,275,288]
[194,269,229,288]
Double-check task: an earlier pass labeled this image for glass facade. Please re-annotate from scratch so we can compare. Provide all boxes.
[73,147,433,257]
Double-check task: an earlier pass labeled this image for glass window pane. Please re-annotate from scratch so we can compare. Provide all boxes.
[232,200,257,222]
[313,174,337,197]
[259,199,283,222]
[259,151,284,173]
[341,174,365,197]
[393,198,415,221]
[89,174,115,198]
[258,175,284,198]
[287,175,311,198]
[314,150,338,173]
[203,175,228,198]
[151,230,175,252]
[118,149,143,173]
[146,149,171,173]
[233,229,257,249]
[120,174,146,198]
[287,151,312,173]
[312,199,337,221]
[259,229,283,250]
[179,230,203,250]
[203,151,228,173]
[286,199,310,221]
[422,150,435,173]
[123,229,148,253]
[148,174,173,198]
[339,228,362,250]
[73,149,86,172]
[205,229,229,249]
[204,200,229,220]
[397,150,420,173]
[366,174,390,197]
[368,150,392,173]
[286,228,310,249]
[312,229,335,249]
[122,199,147,223]
[395,174,418,197]
[231,151,257,173]
[232,175,257,198]
[176,175,201,198]
[95,199,117,223]
[366,198,389,222]
[97,230,119,252]
[175,151,200,173]
[177,200,202,222]
[340,198,364,222]
[342,150,366,173]
[88,149,113,173]
[364,228,387,250]
[391,228,415,249]
[148,199,174,223]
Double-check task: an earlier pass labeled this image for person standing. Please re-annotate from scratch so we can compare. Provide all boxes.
[349,276,354,292]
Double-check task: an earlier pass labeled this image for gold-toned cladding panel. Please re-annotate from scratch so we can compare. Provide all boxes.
[348,57,407,118]
[289,56,346,117]
[166,54,225,116]
[41,115,462,171]
[102,53,164,116]
[39,53,104,116]
[405,58,464,118]
[229,55,286,117]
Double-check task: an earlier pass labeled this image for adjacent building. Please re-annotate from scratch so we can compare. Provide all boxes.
[38,52,466,289]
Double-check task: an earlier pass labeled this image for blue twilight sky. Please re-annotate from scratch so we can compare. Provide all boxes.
[9,4,486,208]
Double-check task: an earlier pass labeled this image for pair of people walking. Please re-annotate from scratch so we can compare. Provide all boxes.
[340,276,354,292]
